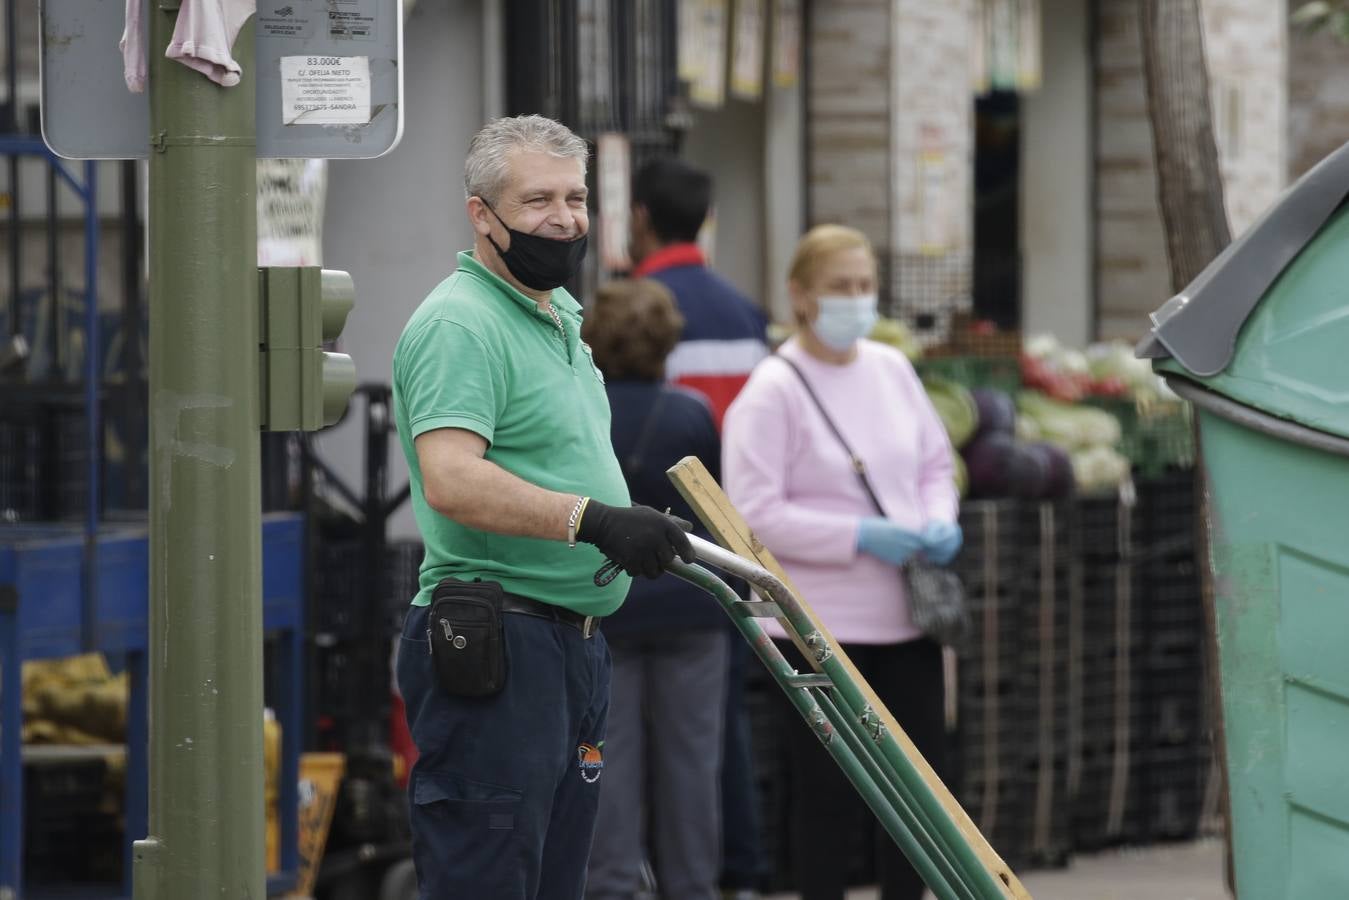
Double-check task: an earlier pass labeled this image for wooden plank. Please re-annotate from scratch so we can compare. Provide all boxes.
[668,456,1031,900]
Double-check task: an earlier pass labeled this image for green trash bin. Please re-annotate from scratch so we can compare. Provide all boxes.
[1138,143,1349,899]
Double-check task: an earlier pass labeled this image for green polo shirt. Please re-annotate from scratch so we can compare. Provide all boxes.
[392,251,632,615]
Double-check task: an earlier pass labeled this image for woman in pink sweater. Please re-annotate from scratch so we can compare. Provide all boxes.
[722,225,961,900]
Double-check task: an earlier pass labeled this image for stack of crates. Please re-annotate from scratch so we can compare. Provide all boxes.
[0,393,95,522]
[743,660,794,893]
[385,538,425,627]
[23,753,123,885]
[1133,471,1208,842]
[1069,474,1209,852]
[951,500,1035,868]
[1015,500,1076,867]
[1073,489,1148,849]
[311,535,425,750]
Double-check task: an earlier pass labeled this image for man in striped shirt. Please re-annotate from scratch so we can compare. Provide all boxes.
[628,157,770,897]
[629,158,769,428]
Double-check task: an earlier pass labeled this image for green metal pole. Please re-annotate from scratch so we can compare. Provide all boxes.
[135,8,264,900]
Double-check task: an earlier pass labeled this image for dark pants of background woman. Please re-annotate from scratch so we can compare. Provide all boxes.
[773,637,948,900]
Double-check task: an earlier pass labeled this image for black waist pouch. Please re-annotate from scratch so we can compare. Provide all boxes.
[428,578,507,698]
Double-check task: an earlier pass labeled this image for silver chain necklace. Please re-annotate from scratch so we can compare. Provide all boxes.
[544,303,565,340]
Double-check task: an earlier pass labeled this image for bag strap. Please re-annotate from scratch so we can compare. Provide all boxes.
[621,386,670,479]
[776,354,887,517]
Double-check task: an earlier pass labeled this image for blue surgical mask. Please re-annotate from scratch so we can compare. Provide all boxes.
[813,294,879,351]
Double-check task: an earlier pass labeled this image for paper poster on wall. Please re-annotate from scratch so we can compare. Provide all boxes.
[1016,0,1042,91]
[971,0,990,94]
[917,149,954,257]
[678,0,700,81]
[771,0,801,88]
[731,0,765,101]
[988,0,1016,92]
[257,158,328,267]
[280,56,372,126]
[597,133,633,273]
[687,0,728,108]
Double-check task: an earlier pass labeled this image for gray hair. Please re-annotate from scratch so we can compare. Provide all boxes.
[463,115,590,204]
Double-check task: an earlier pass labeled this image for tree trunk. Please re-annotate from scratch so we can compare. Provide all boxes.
[1138,2,1236,896]
[1138,0,1232,290]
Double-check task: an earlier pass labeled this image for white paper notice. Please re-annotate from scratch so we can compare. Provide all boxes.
[280,56,371,126]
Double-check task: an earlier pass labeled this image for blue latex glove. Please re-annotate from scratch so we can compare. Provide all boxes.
[921,520,963,565]
[857,518,926,566]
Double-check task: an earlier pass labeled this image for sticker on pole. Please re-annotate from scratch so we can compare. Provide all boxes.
[280,56,371,126]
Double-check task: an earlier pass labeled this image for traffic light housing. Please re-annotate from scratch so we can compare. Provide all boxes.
[259,266,358,431]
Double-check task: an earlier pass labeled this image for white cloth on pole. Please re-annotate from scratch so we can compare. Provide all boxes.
[119,0,147,93]
[166,0,256,87]
[120,0,256,91]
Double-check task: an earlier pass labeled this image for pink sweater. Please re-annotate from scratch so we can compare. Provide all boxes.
[722,338,958,645]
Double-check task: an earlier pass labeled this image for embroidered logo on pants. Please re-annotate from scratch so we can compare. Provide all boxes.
[577,742,604,783]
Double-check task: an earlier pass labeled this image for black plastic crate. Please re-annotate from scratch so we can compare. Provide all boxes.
[1146,623,1204,653]
[312,538,367,638]
[1142,656,1205,689]
[1074,740,1152,847]
[1143,693,1203,746]
[0,392,99,523]
[1134,471,1198,512]
[1143,608,1204,637]
[956,502,1025,575]
[1143,578,1203,604]
[959,499,1024,532]
[1017,770,1074,867]
[315,537,427,636]
[1136,744,1206,841]
[385,538,424,624]
[25,812,123,885]
[23,756,109,821]
[957,770,1033,825]
[743,666,794,894]
[24,756,123,885]
[967,676,1031,710]
[1077,495,1132,558]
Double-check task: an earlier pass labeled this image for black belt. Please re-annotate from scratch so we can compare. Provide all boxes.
[500,592,601,639]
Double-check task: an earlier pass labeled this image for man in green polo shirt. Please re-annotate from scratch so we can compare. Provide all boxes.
[392,115,694,900]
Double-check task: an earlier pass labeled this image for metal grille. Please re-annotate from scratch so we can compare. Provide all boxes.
[508,0,680,143]
[889,251,974,346]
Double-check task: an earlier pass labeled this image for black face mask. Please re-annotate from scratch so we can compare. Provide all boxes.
[483,201,588,292]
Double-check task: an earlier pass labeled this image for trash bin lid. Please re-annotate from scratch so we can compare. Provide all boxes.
[1139,140,1349,441]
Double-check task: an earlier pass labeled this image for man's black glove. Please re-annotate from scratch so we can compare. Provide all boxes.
[577,501,695,579]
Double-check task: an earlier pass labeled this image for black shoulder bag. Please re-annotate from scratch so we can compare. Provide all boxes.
[776,355,969,647]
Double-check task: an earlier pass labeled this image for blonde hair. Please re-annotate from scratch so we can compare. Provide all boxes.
[788,224,876,289]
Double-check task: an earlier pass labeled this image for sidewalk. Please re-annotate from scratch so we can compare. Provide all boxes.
[768,839,1231,900]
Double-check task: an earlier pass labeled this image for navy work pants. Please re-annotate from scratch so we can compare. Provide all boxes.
[398,603,612,899]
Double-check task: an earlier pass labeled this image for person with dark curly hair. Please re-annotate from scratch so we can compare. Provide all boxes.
[582,278,728,900]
